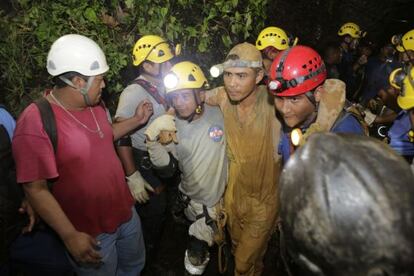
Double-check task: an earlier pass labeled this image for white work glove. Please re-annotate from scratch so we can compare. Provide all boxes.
[144,114,177,143]
[146,140,171,168]
[126,171,154,204]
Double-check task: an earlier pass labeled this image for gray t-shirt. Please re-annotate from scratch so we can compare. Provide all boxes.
[174,105,227,207]
[115,76,166,151]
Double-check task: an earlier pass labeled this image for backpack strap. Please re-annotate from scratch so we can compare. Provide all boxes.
[34,98,58,153]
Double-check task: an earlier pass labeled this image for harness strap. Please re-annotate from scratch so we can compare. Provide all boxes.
[195,203,228,273]
[133,79,168,110]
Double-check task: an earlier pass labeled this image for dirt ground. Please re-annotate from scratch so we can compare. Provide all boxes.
[142,187,288,276]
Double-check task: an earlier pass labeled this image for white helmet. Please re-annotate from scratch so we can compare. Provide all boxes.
[47,34,109,76]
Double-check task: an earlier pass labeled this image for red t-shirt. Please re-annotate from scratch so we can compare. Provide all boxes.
[12,102,134,237]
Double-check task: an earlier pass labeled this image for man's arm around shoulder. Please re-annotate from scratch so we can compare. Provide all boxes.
[204,86,227,109]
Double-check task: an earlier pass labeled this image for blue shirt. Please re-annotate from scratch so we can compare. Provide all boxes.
[389,111,414,157]
[331,112,365,134]
[0,106,16,140]
[359,58,401,104]
[279,112,365,164]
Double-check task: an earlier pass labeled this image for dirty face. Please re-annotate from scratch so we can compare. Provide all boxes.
[223,67,263,102]
[263,46,280,61]
[274,94,316,128]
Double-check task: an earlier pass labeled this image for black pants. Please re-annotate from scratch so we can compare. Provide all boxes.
[133,148,168,267]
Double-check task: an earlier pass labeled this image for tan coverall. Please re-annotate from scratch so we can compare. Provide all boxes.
[206,85,281,275]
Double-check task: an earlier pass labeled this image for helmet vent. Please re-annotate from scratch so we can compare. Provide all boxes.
[188,74,196,82]
[90,61,100,70]
[48,61,56,70]
[158,49,165,57]
[138,44,151,49]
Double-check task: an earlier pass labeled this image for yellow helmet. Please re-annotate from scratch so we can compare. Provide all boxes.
[389,66,414,110]
[132,35,175,66]
[163,61,208,93]
[338,22,366,39]
[392,29,414,52]
[255,26,298,51]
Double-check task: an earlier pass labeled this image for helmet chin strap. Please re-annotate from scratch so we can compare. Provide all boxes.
[299,111,317,131]
[298,91,318,130]
[305,91,317,106]
[187,90,203,123]
[59,76,95,106]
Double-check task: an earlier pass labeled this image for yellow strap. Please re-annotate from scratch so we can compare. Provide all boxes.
[218,242,227,274]
[215,202,228,273]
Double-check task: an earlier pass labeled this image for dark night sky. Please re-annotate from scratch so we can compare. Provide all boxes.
[265,0,414,49]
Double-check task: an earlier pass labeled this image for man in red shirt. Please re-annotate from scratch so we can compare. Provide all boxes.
[12,34,152,275]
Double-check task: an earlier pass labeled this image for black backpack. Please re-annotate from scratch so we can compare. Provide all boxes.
[0,106,23,263]
[0,99,58,263]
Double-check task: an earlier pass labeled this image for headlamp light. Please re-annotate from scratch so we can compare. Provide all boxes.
[164,73,179,90]
[210,64,223,78]
[268,80,281,91]
[291,128,303,147]
[210,59,263,78]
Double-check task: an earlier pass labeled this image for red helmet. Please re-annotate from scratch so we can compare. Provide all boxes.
[269,45,327,97]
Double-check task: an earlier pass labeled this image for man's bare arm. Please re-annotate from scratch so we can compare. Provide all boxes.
[23,180,101,264]
[203,86,227,108]
[112,99,153,141]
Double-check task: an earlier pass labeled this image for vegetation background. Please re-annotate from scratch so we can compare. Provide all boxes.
[0,0,412,116]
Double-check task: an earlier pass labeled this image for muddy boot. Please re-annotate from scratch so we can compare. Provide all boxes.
[184,236,209,275]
